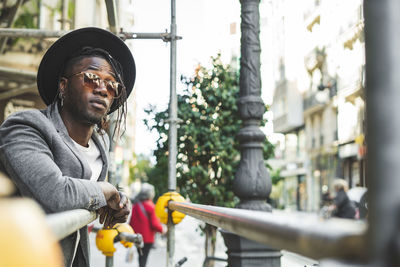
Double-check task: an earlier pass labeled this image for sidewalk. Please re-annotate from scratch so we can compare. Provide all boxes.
[89,231,166,267]
[90,216,318,267]
[90,216,218,267]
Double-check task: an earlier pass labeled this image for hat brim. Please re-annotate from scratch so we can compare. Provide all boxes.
[37,27,135,113]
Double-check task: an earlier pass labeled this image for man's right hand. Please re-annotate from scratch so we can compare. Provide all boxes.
[98,181,120,210]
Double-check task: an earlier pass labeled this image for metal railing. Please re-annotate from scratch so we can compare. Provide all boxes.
[45,208,144,246]
[169,201,366,262]
[46,209,96,240]
[45,208,143,267]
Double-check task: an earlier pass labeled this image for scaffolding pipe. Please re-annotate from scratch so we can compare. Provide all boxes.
[119,32,181,41]
[0,28,68,38]
[105,0,119,34]
[169,201,367,261]
[167,0,177,193]
[0,28,181,42]
[60,0,69,30]
[166,0,178,266]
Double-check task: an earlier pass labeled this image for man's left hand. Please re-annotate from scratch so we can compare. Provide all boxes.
[98,192,131,228]
[113,192,131,222]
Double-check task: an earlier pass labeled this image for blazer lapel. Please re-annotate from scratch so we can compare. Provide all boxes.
[46,103,92,180]
[91,132,109,182]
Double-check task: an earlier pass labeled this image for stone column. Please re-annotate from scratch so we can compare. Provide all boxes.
[221,0,281,266]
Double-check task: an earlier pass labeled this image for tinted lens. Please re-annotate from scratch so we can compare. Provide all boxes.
[83,73,100,88]
[106,81,119,96]
[82,72,119,97]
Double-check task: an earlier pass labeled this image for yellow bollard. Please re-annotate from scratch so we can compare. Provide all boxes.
[0,199,63,267]
[96,223,136,256]
[95,227,119,256]
[155,191,186,224]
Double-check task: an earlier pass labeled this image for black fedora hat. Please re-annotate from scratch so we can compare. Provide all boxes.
[37,27,135,113]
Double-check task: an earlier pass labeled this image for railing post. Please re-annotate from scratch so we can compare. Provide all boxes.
[221,0,281,266]
[364,1,400,266]
[105,256,113,267]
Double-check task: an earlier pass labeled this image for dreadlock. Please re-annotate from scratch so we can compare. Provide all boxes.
[59,46,128,139]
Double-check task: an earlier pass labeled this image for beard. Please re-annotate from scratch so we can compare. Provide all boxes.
[74,101,107,126]
[63,95,107,126]
[79,108,103,125]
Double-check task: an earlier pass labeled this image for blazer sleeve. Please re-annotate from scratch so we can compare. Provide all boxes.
[0,112,107,213]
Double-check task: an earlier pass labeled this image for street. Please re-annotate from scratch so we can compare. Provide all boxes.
[90,216,318,267]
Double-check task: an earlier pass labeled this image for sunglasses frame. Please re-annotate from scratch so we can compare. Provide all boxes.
[64,71,123,97]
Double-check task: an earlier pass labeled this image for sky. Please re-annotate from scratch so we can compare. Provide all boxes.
[128,0,274,157]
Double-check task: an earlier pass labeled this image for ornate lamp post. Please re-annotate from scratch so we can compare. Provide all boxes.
[221,0,281,266]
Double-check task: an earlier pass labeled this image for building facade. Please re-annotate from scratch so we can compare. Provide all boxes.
[269,0,365,211]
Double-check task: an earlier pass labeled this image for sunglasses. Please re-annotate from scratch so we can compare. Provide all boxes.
[65,71,123,97]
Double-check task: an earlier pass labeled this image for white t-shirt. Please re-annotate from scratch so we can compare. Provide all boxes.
[72,138,103,181]
[71,138,103,266]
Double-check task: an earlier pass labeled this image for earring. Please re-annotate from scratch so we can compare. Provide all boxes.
[59,92,64,107]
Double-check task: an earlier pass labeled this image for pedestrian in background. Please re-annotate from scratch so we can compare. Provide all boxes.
[129,183,166,267]
[329,178,357,219]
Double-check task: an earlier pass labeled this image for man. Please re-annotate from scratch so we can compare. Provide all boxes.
[0,27,136,267]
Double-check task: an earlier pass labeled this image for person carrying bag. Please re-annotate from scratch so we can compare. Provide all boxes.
[129,183,166,267]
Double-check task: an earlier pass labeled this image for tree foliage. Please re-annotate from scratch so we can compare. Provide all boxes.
[145,54,275,265]
[145,54,275,208]
[129,154,152,183]
[145,54,240,207]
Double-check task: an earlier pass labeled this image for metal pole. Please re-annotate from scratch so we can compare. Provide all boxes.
[167,216,175,267]
[233,0,271,212]
[61,0,68,30]
[167,0,178,266]
[105,0,119,34]
[105,256,113,267]
[220,0,280,266]
[107,113,118,186]
[168,0,177,192]
[364,1,400,266]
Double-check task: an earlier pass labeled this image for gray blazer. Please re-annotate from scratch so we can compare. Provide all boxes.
[0,102,109,267]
